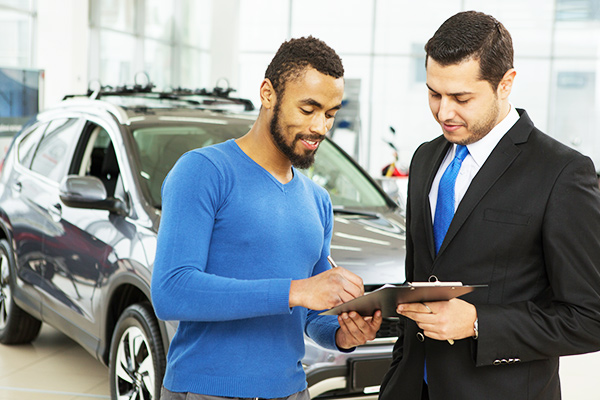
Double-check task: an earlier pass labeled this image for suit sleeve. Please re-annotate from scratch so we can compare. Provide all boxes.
[475,155,600,365]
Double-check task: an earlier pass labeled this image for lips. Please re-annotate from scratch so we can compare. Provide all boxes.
[442,123,464,132]
[300,138,321,151]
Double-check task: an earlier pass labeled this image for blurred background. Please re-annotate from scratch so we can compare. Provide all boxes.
[1,0,599,178]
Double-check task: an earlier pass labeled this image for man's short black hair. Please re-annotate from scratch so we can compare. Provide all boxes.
[265,36,344,98]
[425,11,514,89]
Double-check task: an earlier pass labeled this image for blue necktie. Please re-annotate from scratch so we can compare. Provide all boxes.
[433,145,469,254]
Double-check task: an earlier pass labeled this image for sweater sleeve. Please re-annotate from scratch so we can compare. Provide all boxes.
[304,194,345,351]
[151,152,292,322]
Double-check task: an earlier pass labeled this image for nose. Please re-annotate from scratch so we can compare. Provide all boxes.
[436,96,456,122]
[310,113,330,136]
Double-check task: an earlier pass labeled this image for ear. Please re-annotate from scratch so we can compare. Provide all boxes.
[259,78,276,109]
[497,68,516,100]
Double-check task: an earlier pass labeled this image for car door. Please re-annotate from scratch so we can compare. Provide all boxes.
[42,119,133,342]
[3,121,53,313]
[22,117,108,338]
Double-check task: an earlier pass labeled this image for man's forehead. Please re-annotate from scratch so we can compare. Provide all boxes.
[426,59,488,93]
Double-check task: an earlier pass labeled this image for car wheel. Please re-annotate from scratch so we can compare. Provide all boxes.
[109,302,166,400]
[0,239,42,344]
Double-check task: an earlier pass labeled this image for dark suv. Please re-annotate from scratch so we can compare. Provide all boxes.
[0,85,405,399]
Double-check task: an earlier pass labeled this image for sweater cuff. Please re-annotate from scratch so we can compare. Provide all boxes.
[268,278,293,315]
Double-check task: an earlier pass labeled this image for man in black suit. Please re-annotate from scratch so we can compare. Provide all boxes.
[379,10,600,400]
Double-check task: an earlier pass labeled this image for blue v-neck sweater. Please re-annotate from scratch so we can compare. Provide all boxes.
[151,140,341,398]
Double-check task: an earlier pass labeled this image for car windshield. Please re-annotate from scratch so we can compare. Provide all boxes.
[131,122,388,209]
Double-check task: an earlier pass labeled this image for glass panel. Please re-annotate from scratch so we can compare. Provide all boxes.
[18,122,47,168]
[237,53,274,107]
[95,0,135,33]
[30,119,81,182]
[180,0,212,48]
[180,47,210,89]
[0,0,32,10]
[290,0,374,54]
[145,0,173,40]
[131,122,386,208]
[132,122,251,205]
[556,0,600,21]
[0,10,32,67]
[300,140,387,207]
[144,39,171,90]
[374,0,461,55]
[548,61,600,168]
[239,0,289,52]
[99,31,136,86]
[464,0,555,58]
[370,56,434,175]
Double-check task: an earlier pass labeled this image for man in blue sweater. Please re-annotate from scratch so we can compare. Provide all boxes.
[152,36,383,400]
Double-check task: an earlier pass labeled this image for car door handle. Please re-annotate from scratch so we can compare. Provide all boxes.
[12,181,22,192]
[49,203,62,222]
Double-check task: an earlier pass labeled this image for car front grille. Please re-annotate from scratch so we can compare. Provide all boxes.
[376,317,400,338]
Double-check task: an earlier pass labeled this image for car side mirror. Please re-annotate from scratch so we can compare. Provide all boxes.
[59,175,128,216]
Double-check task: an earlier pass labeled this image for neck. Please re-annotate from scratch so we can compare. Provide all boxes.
[236,112,294,184]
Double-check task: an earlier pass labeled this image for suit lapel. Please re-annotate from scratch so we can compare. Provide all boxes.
[434,110,534,260]
[423,140,452,260]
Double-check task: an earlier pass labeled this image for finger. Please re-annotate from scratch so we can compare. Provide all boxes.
[338,314,362,344]
[421,302,433,314]
[371,310,383,328]
[339,268,365,296]
[399,311,436,324]
[397,303,428,314]
[342,312,369,339]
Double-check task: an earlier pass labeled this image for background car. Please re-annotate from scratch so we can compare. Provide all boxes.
[0,84,405,399]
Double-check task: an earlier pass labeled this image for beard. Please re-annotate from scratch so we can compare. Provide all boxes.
[452,98,501,146]
[269,101,321,169]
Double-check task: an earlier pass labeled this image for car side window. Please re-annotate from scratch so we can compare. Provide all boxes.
[30,118,81,182]
[75,124,123,199]
[18,122,48,168]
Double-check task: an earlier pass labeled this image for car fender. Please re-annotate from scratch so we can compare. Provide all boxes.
[96,260,171,365]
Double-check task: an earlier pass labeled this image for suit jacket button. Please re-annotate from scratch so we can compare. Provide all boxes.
[416,332,425,342]
[493,360,501,365]
[501,359,508,364]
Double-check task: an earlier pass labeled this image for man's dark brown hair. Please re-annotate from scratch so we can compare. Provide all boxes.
[425,11,514,89]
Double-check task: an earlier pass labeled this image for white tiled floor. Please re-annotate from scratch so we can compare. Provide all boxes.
[1,324,600,399]
[0,324,109,400]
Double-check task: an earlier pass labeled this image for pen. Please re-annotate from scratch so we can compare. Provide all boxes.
[327,255,339,268]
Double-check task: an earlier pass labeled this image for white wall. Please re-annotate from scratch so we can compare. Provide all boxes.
[36,0,89,108]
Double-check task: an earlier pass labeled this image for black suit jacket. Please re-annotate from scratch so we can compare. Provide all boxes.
[379,110,600,400]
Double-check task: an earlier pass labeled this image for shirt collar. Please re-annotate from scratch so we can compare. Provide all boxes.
[464,104,520,168]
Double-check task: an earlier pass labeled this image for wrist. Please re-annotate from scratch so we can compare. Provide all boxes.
[289,280,303,308]
[473,318,479,340]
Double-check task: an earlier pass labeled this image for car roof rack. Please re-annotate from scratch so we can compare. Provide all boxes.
[63,77,255,112]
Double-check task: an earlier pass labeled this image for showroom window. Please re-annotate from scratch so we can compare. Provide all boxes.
[0,0,36,68]
[88,0,212,91]
[238,0,600,174]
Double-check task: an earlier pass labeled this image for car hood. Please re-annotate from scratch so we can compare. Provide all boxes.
[330,208,406,286]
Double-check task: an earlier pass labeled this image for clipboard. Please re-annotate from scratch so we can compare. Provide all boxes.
[319,282,486,317]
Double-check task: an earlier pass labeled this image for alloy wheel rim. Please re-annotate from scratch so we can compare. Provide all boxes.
[115,326,155,400]
[0,252,10,329]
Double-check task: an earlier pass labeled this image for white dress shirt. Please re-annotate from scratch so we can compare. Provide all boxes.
[429,105,521,222]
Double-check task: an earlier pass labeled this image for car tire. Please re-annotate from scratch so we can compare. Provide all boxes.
[109,302,166,400]
[0,239,42,344]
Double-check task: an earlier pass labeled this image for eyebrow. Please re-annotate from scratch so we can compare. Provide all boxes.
[299,98,342,111]
[426,84,473,97]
